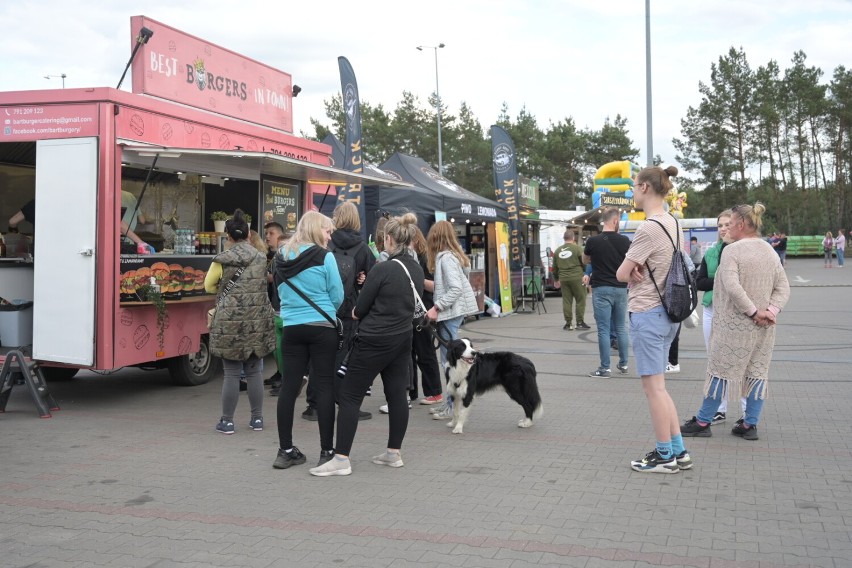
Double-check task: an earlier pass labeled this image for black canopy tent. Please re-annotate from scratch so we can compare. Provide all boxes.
[314,136,444,237]
[318,136,507,236]
[378,153,507,225]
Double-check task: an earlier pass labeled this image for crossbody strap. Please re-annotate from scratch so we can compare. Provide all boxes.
[282,277,337,327]
[216,266,245,307]
[392,258,427,311]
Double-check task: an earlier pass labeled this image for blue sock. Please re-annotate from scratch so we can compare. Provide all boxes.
[656,440,673,459]
[670,434,685,455]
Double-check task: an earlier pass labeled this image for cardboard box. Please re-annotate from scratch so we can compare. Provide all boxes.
[0,302,33,347]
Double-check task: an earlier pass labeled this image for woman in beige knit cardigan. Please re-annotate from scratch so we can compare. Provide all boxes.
[680,202,790,441]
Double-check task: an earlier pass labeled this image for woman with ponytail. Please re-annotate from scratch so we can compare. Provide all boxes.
[310,213,425,477]
[616,166,690,474]
[205,209,276,435]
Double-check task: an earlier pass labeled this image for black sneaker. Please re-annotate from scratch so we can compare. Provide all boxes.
[301,406,318,421]
[610,339,618,351]
[269,386,280,397]
[576,322,591,330]
[675,450,693,470]
[630,449,679,474]
[264,371,281,386]
[562,323,570,330]
[273,446,306,469]
[317,450,335,467]
[731,421,758,440]
[681,416,712,437]
[358,410,373,421]
[711,412,726,424]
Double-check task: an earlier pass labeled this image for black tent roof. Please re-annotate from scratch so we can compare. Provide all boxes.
[378,153,507,223]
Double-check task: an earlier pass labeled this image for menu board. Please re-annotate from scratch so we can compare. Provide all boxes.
[262,178,301,233]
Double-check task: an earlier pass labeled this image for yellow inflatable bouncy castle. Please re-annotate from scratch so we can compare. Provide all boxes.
[592,161,643,221]
[665,189,688,219]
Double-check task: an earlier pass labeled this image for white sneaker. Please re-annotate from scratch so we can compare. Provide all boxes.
[379,402,411,414]
[309,456,352,477]
[371,451,404,468]
[432,406,453,420]
[665,363,680,373]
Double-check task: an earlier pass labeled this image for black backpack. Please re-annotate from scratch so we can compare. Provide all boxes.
[645,215,698,323]
[329,243,357,319]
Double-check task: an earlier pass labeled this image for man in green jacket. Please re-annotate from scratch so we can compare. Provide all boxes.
[552,229,588,330]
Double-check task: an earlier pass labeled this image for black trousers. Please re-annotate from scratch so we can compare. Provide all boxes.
[277,324,338,453]
[410,325,442,398]
[335,332,412,456]
[306,317,357,407]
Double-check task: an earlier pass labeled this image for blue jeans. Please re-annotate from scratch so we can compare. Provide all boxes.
[437,315,464,367]
[837,247,845,267]
[697,377,767,426]
[592,286,628,369]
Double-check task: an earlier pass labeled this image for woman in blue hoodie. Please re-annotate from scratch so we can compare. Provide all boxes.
[271,211,343,471]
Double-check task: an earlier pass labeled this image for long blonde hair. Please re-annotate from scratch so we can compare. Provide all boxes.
[426,220,469,273]
[281,211,333,257]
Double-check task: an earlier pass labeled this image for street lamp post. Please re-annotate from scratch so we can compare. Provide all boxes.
[44,73,67,88]
[416,43,445,176]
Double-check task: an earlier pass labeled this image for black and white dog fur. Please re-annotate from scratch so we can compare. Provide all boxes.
[444,338,543,434]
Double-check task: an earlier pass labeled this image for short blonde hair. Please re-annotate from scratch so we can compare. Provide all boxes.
[282,211,333,257]
[333,201,361,231]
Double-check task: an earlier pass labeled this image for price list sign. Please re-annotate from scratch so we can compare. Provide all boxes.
[261,179,301,233]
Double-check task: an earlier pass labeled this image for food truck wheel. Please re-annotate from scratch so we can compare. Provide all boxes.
[168,336,221,386]
[40,367,80,381]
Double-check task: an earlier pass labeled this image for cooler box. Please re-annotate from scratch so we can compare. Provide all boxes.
[0,302,34,347]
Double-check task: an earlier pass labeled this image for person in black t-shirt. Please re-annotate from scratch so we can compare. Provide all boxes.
[583,208,632,377]
[8,198,36,230]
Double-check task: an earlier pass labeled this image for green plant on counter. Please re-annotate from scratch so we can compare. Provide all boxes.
[243,213,252,225]
[210,211,229,221]
[136,283,169,351]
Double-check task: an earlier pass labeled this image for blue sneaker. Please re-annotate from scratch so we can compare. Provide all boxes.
[216,418,235,435]
[249,417,263,431]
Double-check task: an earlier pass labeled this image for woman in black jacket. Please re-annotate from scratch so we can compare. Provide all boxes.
[309,212,424,477]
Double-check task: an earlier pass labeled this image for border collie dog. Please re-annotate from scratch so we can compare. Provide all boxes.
[444,338,543,434]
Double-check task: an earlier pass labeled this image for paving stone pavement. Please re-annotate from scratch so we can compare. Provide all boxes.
[1,257,850,568]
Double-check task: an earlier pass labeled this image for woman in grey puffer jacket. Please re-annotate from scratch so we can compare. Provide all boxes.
[425,221,479,420]
[205,209,276,435]
[425,220,479,360]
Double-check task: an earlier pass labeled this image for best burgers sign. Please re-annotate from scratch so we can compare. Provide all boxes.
[130,16,294,133]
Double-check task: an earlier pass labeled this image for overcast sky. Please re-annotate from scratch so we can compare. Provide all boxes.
[2,0,850,171]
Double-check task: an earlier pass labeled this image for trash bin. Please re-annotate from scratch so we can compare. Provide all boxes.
[0,301,34,347]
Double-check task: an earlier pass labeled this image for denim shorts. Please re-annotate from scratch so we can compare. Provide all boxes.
[629,305,679,376]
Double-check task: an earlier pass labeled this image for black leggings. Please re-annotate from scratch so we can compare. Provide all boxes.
[277,324,338,452]
[335,333,412,456]
[411,325,442,398]
[668,324,682,365]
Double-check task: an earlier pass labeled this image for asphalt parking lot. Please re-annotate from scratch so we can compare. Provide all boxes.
[2,257,851,568]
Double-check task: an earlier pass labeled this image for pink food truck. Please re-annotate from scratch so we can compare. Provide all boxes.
[0,16,400,386]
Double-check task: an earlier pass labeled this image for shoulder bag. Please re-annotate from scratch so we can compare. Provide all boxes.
[392,258,428,328]
[207,266,246,328]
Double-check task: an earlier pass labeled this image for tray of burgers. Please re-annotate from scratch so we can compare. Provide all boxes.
[119,262,208,302]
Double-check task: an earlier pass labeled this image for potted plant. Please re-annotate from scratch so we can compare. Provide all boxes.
[210,211,228,233]
[244,213,252,231]
[136,283,169,352]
